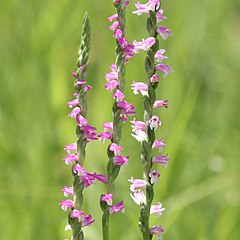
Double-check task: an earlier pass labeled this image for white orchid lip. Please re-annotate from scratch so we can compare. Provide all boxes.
[149,115,161,130]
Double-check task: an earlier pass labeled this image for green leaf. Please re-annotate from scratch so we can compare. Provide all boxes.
[143,95,151,115]
[146,185,154,204]
[142,141,151,160]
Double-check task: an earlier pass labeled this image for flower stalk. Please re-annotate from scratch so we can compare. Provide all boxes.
[100,1,134,239]
[60,2,173,239]
[61,13,107,240]
[140,9,159,240]
[130,1,173,239]
[70,12,91,240]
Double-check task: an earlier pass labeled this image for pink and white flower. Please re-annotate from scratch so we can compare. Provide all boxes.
[105,67,118,81]
[64,214,95,228]
[62,186,74,197]
[156,63,173,77]
[72,72,77,78]
[118,37,135,61]
[64,143,77,154]
[68,98,79,108]
[98,132,112,143]
[130,190,146,205]
[150,225,164,239]
[103,122,113,132]
[109,64,117,72]
[75,80,86,87]
[101,193,113,206]
[131,81,148,95]
[104,64,119,91]
[153,100,168,109]
[59,199,74,211]
[81,173,96,188]
[152,154,170,167]
[73,164,87,177]
[81,214,95,227]
[104,80,119,92]
[108,13,118,22]
[68,107,81,118]
[93,173,108,184]
[109,21,120,31]
[113,89,125,102]
[152,139,167,152]
[117,101,136,115]
[150,74,160,83]
[131,130,148,142]
[156,9,167,22]
[132,2,149,15]
[155,49,167,62]
[129,177,148,192]
[131,119,147,132]
[113,28,123,39]
[157,26,172,40]
[73,167,108,187]
[133,37,156,53]
[76,115,88,127]
[149,115,161,130]
[147,0,160,10]
[150,202,165,217]
[113,155,129,166]
[132,0,160,15]
[63,154,78,165]
[84,85,92,93]
[81,124,98,141]
[109,143,123,156]
[70,209,85,221]
[109,201,125,214]
[123,0,130,7]
[149,170,160,184]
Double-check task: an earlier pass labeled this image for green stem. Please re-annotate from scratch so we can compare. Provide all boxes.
[102,1,128,239]
[139,7,160,240]
[69,12,91,240]
[102,211,110,240]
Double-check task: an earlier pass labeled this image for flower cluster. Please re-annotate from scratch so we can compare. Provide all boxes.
[100,2,136,238]
[100,193,125,214]
[108,3,135,62]
[102,1,136,179]
[60,14,110,239]
[60,1,174,239]
[129,1,173,239]
[109,143,129,166]
[104,66,136,120]
[60,68,110,233]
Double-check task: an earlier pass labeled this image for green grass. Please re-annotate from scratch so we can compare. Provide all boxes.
[0,0,240,239]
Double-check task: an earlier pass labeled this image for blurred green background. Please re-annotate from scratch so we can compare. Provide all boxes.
[1,0,240,239]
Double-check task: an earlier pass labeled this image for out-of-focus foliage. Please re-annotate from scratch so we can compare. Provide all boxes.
[0,0,240,239]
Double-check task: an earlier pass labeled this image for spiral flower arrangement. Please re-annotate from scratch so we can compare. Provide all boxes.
[129,1,172,239]
[60,1,173,239]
